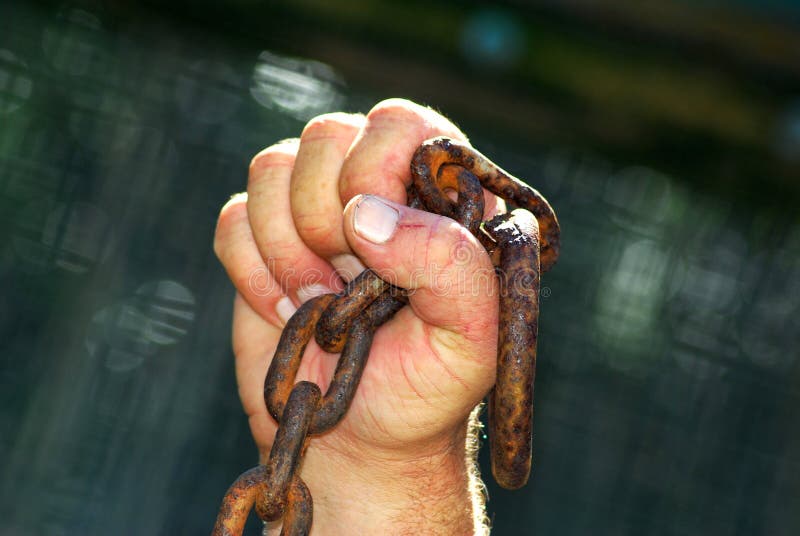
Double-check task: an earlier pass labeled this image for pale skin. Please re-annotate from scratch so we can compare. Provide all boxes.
[213,98,507,535]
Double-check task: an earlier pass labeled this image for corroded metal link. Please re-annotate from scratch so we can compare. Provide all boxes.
[213,469,311,536]
[483,209,540,490]
[406,182,423,210]
[411,136,560,272]
[265,295,335,423]
[410,138,555,490]
[265,289,407,432]
[449,166,485,236]
[405,163,484,236]
[212,453,315,535]
[212,466,267,536]
[280,476,313,536]
[215,136,559,533]
[257,381,321,522]
[310,292,407,434]
[315,270,387,354]
[411,163,486,236]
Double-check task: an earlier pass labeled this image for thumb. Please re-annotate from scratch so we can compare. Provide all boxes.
[342,194,499,357]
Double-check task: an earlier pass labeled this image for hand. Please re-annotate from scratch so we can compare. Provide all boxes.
[213,99,503,535]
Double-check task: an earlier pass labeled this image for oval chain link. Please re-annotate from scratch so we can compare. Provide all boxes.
[213,137,560,535]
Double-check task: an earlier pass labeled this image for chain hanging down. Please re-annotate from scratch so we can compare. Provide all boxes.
[213,137,560,536]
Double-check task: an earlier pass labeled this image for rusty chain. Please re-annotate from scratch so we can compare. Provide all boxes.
[212,137,561,536]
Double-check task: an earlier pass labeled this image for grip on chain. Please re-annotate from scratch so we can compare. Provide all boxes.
[412,136,560,272]
[214,137,560,534]
[411,139,557,490]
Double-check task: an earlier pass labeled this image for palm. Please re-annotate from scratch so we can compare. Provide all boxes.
[237,296,498,454]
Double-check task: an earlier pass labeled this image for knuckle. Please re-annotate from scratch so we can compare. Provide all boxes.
[213,198,247,260]
[366,98,465,141]
[301,112,363,141]
[260,238,299,261]
[294,212,338,244]
[367,98,427,126]
[248,141,298,178]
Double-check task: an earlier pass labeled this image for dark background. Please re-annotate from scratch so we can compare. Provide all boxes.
[1,1,799,534]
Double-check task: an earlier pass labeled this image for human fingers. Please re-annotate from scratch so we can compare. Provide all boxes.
[247,139,344,304]
[342,194,499,381]
[214,192,297,327]
[340,99,466,203]
[290,113,366,280]
[333,98,502,273]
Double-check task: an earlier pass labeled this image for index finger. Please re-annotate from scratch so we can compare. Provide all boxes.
[339,99,466,206]
[338,99,503,234]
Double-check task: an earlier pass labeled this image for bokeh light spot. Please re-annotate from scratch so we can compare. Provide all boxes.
[85,280,195,372]
[132,280,196,345]
[594,239,669,372]
[250,51,344,121]
[604,166,676,234]
[460,9,526,70]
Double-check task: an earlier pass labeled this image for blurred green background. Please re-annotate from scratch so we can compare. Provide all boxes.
[1,1,799,534]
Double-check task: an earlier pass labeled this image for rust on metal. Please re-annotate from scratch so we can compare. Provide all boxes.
[214,136,561,534]
[258,381,321,521]
[411,140,553,490]
[311,292,407,434]
[484,209,540,490]
[264,295,335,423]
[411,136,560,272]
[314,269,388,353]
[212,466,267,536]
[280,476,313,536]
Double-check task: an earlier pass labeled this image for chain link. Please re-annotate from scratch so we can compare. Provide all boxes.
[213,137,560,535]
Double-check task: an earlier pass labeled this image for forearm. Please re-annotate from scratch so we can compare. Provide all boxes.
[265,410,488,535]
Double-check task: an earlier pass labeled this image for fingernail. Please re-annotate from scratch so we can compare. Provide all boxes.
[275,296,297,325]
[353,195,399,244]
[296,283,333,304]
[331,254,366,282]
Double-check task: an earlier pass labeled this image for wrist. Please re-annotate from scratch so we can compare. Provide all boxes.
[295,417,484,535]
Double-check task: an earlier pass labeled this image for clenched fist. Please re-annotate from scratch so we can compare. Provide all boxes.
[214,99,505,535]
